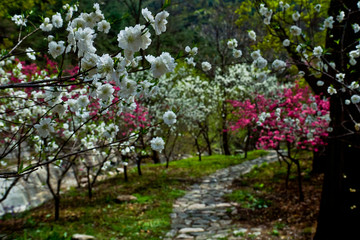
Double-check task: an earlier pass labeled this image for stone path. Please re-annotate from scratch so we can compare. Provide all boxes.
[164,151,278,240]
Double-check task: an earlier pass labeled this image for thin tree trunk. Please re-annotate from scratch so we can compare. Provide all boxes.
[195,137,201,161]
[294,159,304,202]
[244,128,251,159]
[86,166,92,199]
[54,196,60,220]
[201,123,212,155]
[123,165,128,182]
[137,157,142,176]
[152,149,160,164]
[285,160,291,189]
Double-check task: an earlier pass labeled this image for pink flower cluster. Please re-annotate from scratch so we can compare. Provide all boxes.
[229,84,330,152]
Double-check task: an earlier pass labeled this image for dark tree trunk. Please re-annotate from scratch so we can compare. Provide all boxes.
[312,148,326,174]
[285,160,291,189]
[314,99,360,239]
[152,150,160,164]
[86,167,92,199]
[123,165,128,182]
[221,102,231,156]
[202,125,212,156]
[222,130,231,155]
[244,129,251,159]
[54,195,60,221]
[314,1,360,238]
[195,137,202,161]
[294,159,304,202]
[137,157,142,176]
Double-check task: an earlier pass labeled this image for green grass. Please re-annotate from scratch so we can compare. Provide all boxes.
[2,150,268,240]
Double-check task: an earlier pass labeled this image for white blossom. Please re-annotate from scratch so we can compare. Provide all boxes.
[145,52,176,78]
[97,20,111,34]
[52,12,63,28]
[251,50,261,60]
[227,39,238,49]
[117,24,151,52]
[185,57,196,67]
[75,27,97,57]
[52,104,66,116]
[40,17,53,32]
[317,80,324,86]
[34,118,54,138]
[283,39,290,47]
[272,59,286,71]
[201,62,212,72]
[97,83,114,101]
[153,11,169,35]
[336,11,345,23]
[185,46,198,56]
[11,14,27,26]
[349,57,358,66]
[163,111,177,126]
[353,23,360,33]
[248,30,256,41]
[323,16,335,29]
[233,49,242,58]
[67,99,79,112]
[336,73,345,82]
[351,95,360,104]
[313,46,323,58]
[150,137,165,152]
[97,54,114,77]
[290,25,302,36]
[254,57,268,69]
[314,4,321,12]
[81,53,99,73]
[77,95,89,108]
[117,78,137,99]
[327,86,337,95]
[259,4,268,16]
[292,11,300,21]
[142,8,154,23]
[349,81,359,90]
[26,47,36,60]
[48,41,65,58]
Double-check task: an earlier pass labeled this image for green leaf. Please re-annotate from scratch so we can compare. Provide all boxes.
[163,0,171,9]
[18,161,23,173]
[21,164,33,173]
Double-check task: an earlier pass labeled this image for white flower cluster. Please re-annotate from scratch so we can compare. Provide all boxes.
[150,137,165,152]
[11,14,27,26]
[259,4,272,25]
[323,16,335,29]
[227,39,242,59]
[272,59,286,72]
[290,25,302,36]
[141,8,169,35]
[202,62,212,72]
[34,118,54,138]
[163,111,177,126]
[248,30,256,41]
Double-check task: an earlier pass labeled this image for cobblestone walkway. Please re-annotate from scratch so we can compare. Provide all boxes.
[164,151,278,240]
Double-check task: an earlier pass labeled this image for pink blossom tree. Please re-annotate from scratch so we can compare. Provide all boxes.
[230,84,330,201]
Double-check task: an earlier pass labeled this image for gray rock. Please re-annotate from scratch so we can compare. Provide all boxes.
[115,195,137,202]
[71,233,95,240]
[179,227,204,233]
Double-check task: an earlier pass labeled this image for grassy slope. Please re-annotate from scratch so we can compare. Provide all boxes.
[1,150,267,240]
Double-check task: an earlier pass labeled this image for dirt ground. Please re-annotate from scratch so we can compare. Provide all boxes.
[228,170,324,240]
